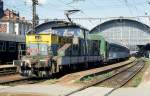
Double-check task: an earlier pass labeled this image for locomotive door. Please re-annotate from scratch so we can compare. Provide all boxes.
[18,43,26,60]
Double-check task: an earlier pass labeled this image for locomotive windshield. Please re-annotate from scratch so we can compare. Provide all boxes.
[26,34,60,57]
[27,43,49,56]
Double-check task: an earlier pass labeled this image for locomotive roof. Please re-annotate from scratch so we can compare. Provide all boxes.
[0,33,25,42]
[27,20,89,34]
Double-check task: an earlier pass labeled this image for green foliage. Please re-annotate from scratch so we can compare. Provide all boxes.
[103,72,113,78]
[81,75,94,81]
[132,77,142,87]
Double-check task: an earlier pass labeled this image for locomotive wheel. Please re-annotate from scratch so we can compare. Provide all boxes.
[21,70,26,76]
[38,71,46,77]
[27,70,32,77]
[25,70,30,76]
[45,70,51,77]
[21,69,31,76]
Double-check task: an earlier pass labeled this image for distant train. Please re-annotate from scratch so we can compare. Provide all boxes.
[0,33,25,64]
[137,44,150,58]
[108,43,130,62]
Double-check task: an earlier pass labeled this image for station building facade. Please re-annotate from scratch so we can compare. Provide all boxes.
[0,0,31,35]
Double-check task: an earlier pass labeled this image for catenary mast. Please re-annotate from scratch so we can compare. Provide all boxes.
[32,0,38,34]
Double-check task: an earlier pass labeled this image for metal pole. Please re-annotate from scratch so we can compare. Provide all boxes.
[32,0,38,34]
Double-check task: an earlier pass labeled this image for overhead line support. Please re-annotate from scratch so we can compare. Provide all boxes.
[32,0,38,34]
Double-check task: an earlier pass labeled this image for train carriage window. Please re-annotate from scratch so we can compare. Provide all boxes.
[0,41,6,52]
[9,42,16,52]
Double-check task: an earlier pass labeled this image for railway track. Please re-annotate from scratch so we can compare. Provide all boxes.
[59,58,136,84]
[64,59,144,96]
[101,60,144,96]
[0,65,17,76]
[0,70,17,76]
[0,74,50,86]
[0,58,135,85]
[0,74,29,85]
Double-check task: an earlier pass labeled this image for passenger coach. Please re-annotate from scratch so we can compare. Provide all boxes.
[0,33,25,64]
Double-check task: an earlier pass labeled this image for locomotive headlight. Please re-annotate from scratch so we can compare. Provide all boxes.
[39,59,47,62]
[35,35,41,41]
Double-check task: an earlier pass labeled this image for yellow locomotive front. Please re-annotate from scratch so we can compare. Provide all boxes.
[21,34,60,77]
[20,33,73,77]
[26,34,59,56]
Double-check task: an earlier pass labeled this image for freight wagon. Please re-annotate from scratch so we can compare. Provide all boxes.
[87,34,130,62]
[138,44,150,58]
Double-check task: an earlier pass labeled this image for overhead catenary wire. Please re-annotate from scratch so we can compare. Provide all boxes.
[1,15,149,23]
[57,0,96,25]
[4,0,150,19]
[3,1,150,23]
[4,0,149,12]
[57,0,77,10]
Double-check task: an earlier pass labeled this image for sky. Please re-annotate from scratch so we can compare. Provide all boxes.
[3,0,150,29]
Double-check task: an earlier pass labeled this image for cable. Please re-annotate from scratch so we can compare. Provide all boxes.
[67,0,86,5]
[57,0,97,26]
[57,0,76,9]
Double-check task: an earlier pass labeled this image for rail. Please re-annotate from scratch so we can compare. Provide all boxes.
[64,59,144,96]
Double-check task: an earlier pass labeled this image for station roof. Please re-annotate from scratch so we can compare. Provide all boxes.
[90,18,150,34]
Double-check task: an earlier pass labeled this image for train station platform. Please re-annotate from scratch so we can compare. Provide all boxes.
[68,82,150,96]
[0,83,149,96]
[108,83,150,96]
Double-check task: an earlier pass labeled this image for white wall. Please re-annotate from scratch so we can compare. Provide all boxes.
[15,23,19,35]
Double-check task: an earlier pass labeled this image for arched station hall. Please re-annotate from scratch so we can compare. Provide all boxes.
[90,18,150,53]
